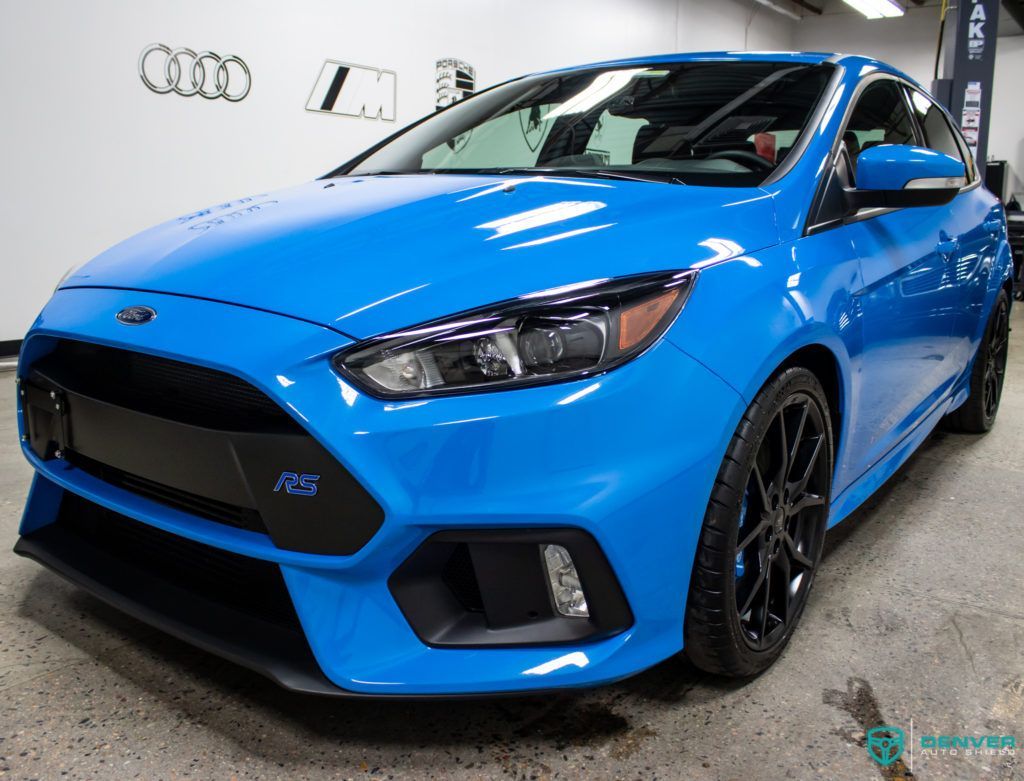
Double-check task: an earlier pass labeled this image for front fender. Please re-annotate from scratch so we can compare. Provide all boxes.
[667,237,863,495]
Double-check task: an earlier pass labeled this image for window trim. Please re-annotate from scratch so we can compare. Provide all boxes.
[803,72,980,237]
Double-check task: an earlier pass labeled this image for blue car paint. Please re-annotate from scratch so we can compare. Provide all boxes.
[61,176,779,339]
[856,145,965,191]
[16,51,1014,695]
[19,287,743,693]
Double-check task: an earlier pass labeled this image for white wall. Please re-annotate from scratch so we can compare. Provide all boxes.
[795,2,1024,188]
[0,0,794,343]
[989,35,1024,192]
[795,3,941,85]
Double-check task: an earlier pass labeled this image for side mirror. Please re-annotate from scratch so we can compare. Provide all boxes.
[846,144,966,212]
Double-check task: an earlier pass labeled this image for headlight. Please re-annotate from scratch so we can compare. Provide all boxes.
[334,270,696,398]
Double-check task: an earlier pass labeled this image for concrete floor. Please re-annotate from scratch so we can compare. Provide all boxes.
[1,309,1022,781]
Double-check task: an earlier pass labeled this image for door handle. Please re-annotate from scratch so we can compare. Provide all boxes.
[936,237,959,259]
[984,218,1003,235]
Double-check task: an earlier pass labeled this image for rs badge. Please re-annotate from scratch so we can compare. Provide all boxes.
[274,472,320,496]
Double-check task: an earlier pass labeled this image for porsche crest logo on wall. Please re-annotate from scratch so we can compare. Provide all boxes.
[435,58,475,110]
[306,60,396,120]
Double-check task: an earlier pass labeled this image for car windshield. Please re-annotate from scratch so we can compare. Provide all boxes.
[338,61,834,187]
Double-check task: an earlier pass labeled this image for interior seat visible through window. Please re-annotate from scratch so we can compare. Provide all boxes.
[842,79,915,178]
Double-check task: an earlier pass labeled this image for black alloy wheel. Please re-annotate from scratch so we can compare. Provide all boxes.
[685,367,833,677]
[733,392,829,651]
[982,296,1010,421]
[945,289,1011,434]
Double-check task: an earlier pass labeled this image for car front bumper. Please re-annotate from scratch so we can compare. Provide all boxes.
[15,287,743,696]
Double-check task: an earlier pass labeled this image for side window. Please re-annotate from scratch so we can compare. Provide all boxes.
[842,80,916,178]
[809,79,917,228]
[906,89,964,162]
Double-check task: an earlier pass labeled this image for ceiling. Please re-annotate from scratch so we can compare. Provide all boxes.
[767,0,1022,36]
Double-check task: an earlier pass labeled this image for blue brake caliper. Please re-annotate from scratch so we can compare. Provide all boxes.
[735,490,748,578]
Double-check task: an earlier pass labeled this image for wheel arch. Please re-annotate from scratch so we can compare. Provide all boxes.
[746,340,849,472]
[778,344,843,457]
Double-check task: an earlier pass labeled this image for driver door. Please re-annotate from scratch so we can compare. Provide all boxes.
[840,79,962,479]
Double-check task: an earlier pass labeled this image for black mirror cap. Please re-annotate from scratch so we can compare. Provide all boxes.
[843,185,958,213]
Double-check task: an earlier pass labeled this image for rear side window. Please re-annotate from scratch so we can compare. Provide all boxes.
[842,80,916,176]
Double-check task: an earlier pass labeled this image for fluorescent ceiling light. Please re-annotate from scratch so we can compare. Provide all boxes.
[842,0,905,19]
[754,0,801,21]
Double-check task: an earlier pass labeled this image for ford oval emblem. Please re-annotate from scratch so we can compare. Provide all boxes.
[116,306,157,325]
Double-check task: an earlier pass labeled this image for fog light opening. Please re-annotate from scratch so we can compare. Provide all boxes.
[542,544,589,617]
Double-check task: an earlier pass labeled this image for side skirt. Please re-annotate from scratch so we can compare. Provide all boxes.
[827,394,954,528]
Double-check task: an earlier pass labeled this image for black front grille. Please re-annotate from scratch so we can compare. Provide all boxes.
[32,340,300,432]
[23,338,387,556]
[56,493,300,630]
[68,452,266,534]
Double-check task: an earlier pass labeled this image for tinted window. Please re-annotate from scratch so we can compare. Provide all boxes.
[342,62,835,187]
[906,88,963,161]
[843,80,916,176]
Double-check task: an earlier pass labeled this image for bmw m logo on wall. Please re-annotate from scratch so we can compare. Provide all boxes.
[436,58,475,109]
[306,60,396,120]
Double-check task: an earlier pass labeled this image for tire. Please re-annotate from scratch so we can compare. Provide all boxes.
[685,367,833,677]
[944,289,1011,434]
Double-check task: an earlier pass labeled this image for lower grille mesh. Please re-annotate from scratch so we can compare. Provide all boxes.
[33,340,300,432]
[68,452,267,535]
[57,493,300,630]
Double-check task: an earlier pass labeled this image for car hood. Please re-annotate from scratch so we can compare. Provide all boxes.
[64,174,779,338]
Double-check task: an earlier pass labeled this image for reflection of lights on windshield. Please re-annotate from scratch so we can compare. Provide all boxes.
[476,201,607,239]
[503,223,615,250]
[542,69,646,120]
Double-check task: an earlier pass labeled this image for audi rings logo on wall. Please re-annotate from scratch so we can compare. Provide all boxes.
[139,43,251,102]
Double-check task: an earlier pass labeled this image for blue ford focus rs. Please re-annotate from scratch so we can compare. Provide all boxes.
[14,52,1013,696]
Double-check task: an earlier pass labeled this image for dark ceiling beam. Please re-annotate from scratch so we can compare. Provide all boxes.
[790,0,823,12]
[1004,0,1024,31]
